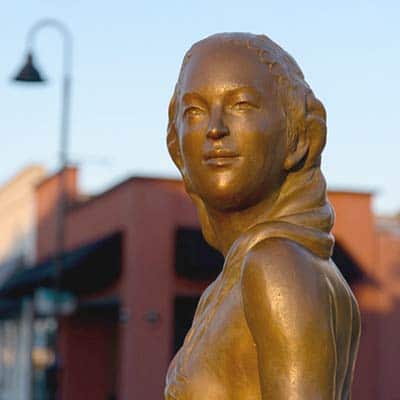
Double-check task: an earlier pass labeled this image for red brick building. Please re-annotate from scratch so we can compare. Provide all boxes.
[1,167,399,399]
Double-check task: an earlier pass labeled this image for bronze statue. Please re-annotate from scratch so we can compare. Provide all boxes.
[166,33,360,399]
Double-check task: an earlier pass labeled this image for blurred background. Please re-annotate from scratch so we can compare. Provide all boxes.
[0,1,399,399]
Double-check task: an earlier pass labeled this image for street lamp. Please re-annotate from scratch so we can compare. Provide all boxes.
[13,18,72,168]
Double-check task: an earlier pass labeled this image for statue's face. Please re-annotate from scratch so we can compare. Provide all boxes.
[176,40,288,211]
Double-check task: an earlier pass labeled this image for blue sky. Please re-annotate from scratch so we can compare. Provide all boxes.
[1,0,399,213]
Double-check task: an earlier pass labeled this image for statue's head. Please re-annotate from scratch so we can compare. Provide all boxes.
[168,33,332,247]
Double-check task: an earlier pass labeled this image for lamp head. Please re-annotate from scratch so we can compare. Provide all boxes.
[13,52,45,83]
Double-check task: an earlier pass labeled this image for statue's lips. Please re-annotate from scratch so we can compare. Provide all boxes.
[203,150,241,167]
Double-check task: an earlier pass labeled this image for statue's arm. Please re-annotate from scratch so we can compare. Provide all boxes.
[241,238,336,400]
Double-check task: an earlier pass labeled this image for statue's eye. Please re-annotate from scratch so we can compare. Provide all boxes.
[232,101,256,112]
[183,106,205,118]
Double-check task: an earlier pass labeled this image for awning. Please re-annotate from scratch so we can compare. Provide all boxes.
[0,232,122,298]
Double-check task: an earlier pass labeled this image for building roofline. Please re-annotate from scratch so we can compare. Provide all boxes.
[69,173,381,212]
[68,174,183,212]
[0,164,46,195]
[327,187,376,196]
[35,165,78,189]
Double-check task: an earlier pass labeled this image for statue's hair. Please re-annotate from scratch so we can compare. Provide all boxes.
[167,33,334,254]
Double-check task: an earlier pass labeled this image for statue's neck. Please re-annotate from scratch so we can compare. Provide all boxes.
[203,193,278,256]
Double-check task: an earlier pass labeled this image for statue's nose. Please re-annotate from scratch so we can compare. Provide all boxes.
[207,108,229,139]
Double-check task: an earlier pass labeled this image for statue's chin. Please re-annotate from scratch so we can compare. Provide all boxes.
[185,172,268,213]
[197,188,256,213]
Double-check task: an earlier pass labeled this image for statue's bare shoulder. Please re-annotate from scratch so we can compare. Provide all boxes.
[240,237,337,399]
[241,237,334,310]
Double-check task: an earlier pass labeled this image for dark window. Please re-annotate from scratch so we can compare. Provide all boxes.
[332,242,364,286]
[173,296,200,354]
[175,228,224,281]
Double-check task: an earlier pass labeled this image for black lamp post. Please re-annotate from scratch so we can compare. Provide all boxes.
[12,18,74,315]
[13,18,72,169]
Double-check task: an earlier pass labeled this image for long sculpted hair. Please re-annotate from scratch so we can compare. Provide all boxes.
[167,33,335,258]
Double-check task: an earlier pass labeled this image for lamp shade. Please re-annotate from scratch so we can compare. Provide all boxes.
[13,53,45,83]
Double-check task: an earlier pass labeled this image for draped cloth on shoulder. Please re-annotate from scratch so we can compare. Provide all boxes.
[196,166,335,262]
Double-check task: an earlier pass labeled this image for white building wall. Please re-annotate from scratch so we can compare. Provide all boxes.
[0,165,46,400]
[0,165,45,267]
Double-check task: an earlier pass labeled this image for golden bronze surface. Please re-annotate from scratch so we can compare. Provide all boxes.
[166,33,360,400]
